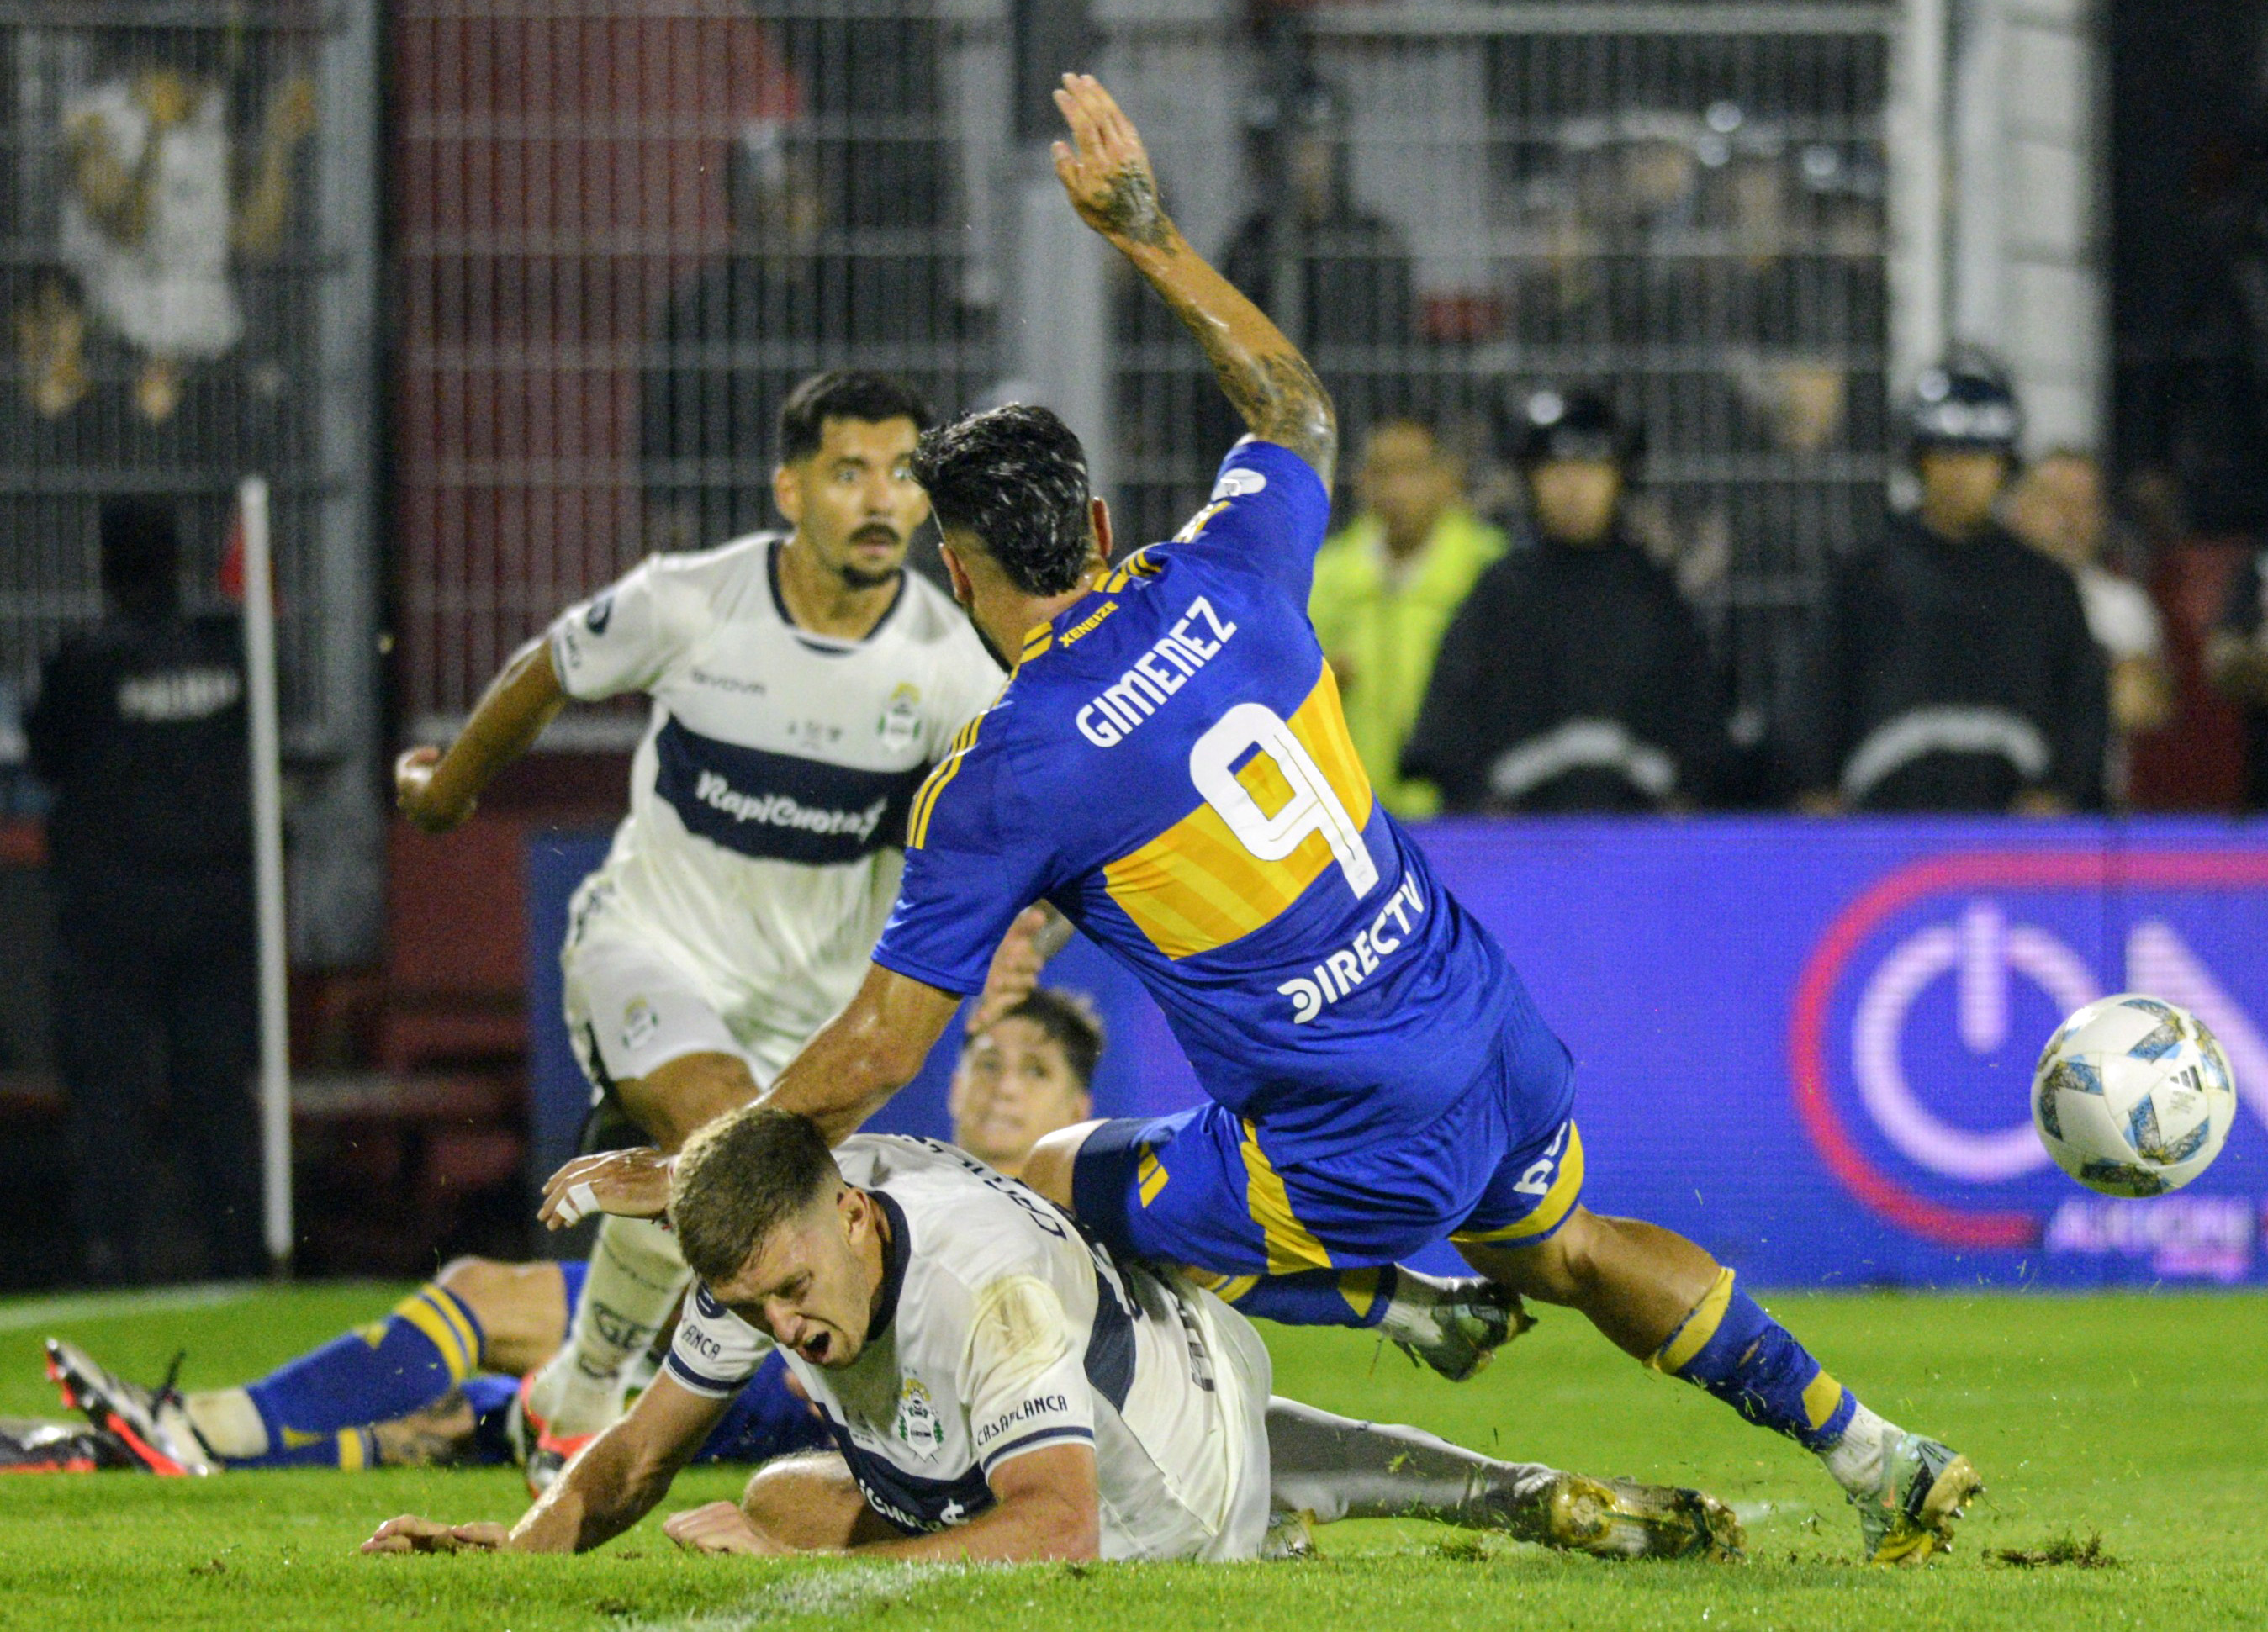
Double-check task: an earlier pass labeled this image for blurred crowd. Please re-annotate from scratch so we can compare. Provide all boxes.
[1308,360,2268,819]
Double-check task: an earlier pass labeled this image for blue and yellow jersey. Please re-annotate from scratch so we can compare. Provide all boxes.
[875,441,1536,1144]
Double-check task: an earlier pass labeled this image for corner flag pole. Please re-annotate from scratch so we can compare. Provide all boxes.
[239,476,293,1274]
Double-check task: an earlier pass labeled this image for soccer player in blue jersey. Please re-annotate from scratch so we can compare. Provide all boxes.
[558,75,1980,1564]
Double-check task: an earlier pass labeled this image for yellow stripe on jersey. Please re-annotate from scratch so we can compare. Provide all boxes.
[1102,663,1375,959]
[908,714,984,850]
[1097,548,1165,594]
[908,679,1013,849]
[1019,622,1055,663]
[1239,1118,1334,1275]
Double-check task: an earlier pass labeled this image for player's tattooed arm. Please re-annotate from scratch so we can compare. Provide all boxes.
[1050,73,1336,486]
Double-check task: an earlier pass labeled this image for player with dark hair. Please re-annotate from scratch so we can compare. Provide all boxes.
[557,77,1981,1564]
[391,367,1018,1485]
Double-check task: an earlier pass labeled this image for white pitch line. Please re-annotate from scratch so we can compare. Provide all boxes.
[0,1282,266,1334]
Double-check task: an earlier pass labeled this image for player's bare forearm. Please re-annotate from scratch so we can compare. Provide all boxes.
[396,636,568,832]
[508,1379,716,1553]
[764,965,960,1144]
[1050,74,1335,486]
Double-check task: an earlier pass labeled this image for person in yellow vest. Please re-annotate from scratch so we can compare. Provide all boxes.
[1307,416,1505,816]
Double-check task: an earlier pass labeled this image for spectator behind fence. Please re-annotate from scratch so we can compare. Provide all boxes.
[24,499,262,1284]
[1787,362,2107,815]
[1219,76,1416,351]
[1402,389,1726,812]
[2205,541,2268,811]
[1308,416,1504,816]
[2006,449,2174,805]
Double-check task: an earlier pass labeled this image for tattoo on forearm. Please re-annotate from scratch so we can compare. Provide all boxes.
[1155,279,1337,475]
[1095,166,1172,249]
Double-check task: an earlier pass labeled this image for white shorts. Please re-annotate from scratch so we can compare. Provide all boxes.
[562,916,801,1101]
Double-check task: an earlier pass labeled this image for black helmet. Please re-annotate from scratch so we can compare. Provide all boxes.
[1509,387,1642,468]
[1903,361,2022,454]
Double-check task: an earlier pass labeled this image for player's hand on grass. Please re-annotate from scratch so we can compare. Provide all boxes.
[394,745,473,832]
[539,1148,674,1230]
[361,1515,508,1555]
[1051,74,1173,250]
[664,1501,789,1557]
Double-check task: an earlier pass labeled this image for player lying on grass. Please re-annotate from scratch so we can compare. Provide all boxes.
[558,73,1979,1566]
[366,1107,1740,1563]
[40,992,1106,1479]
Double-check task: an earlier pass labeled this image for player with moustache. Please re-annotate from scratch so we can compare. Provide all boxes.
[392,369,1023,1486]
[558,76,1980,1565]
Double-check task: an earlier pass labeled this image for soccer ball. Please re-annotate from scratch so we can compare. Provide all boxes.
[2032,995,2237,1197]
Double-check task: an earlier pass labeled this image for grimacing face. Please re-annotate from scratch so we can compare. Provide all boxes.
[707,1185,886,1369]
[949,1017,1092,1173]
[774,415,930,589]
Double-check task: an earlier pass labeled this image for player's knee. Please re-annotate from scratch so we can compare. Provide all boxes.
[1018,1120,1104,1210]
[433,1254,507,1309]
[739,1451,860,1548]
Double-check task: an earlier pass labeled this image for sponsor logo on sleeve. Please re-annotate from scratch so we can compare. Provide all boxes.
[971,1392,1073,1454]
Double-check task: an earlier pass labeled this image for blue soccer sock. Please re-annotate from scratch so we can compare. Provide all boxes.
[1184,1265,1396,1329]
[240,1282,485,1452]
[1651,1268,1858,1452]
[224,1427,381,1471]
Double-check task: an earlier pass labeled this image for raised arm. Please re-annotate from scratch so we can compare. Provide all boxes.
[1052,73,1336,488]
[394,634,568,832]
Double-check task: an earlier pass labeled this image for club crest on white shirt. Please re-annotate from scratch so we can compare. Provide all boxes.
[878,683,923,752]
[621,996,660,1052]
[895,1375,946,1459]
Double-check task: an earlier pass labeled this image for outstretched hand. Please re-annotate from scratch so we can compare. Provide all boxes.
[362,1516,509,1555]
[539,1148,674,1230]
[1050,74,1173,250]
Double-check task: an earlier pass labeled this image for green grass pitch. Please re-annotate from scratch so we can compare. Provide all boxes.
[0,1282,2261,1631]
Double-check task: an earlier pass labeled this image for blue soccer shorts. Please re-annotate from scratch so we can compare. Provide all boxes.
[1070,1021,1583,1278]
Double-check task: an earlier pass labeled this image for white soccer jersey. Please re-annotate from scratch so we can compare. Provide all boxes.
[549,536,1002,1061]
[665,1136,1274,1561]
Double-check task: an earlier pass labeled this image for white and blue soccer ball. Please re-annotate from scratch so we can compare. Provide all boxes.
[2032,995,2238,1198]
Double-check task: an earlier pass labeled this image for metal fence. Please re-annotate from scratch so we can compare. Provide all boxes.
[1105,1,1896,727]
[0,0,346,747]
[391,0,1893,741]
[392,0,1009,741]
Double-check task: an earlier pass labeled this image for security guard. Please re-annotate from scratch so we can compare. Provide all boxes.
[27,499,262,1283]
[1785,362,2107,813]
[1403,389,1727,812]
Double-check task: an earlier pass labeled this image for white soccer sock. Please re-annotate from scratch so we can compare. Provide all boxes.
[182,1387,267,1460]
[1375,1266,1462,1346]
[526,1215,690,1437]
[1820,1400,1901,1497]
[1264,1396,1560,1526]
